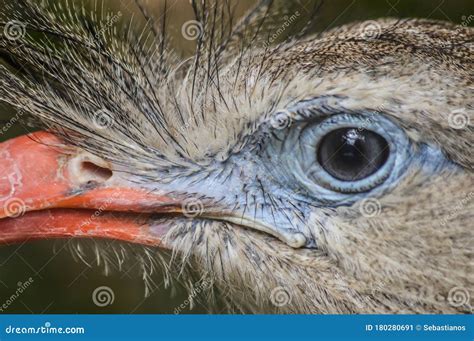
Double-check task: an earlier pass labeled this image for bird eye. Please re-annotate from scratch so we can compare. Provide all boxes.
[303,114,402,193]
[266,112,411,196]
[317,128,390,181]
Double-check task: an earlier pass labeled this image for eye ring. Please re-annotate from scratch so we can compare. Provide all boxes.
[300,114,405,193]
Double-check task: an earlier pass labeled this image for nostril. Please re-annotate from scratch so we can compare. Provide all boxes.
[80,161,113,183]
[68,153,113,186]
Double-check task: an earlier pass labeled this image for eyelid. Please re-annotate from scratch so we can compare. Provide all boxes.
[302,113,385,144]
[282,96,348,119]
[260,96,347,135]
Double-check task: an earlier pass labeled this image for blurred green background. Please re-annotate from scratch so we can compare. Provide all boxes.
[0,0,473,314]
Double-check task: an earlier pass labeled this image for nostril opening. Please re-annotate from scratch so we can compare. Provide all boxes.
[68,153,114,186]
[80,161,113,183]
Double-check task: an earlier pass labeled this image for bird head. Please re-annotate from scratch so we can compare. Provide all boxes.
[0,1,472,313]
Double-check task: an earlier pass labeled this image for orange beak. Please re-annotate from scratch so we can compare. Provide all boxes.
[0,131,181,247]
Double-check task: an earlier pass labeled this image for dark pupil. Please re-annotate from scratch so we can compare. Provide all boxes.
[317,128,389,181]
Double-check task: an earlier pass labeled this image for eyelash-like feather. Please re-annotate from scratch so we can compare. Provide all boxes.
[0,0,321,175]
